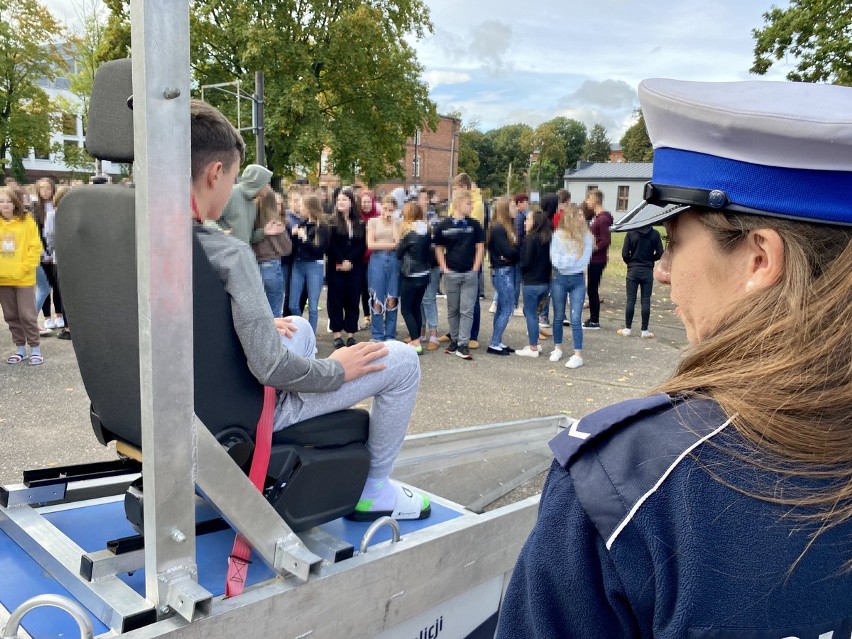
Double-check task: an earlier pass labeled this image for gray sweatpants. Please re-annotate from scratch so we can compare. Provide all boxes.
[273,316,420,479]
[444,270,478,346]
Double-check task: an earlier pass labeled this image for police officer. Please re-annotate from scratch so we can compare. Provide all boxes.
[496,78,852,637]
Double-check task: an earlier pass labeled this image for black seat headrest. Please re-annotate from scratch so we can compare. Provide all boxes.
[85,58,133,163]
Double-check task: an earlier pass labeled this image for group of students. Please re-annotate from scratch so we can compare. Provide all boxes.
[0,177,71,367]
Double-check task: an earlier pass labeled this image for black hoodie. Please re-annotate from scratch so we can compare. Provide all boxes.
[621,227,664,273]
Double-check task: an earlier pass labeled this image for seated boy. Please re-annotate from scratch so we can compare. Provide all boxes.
[189,100,429,521]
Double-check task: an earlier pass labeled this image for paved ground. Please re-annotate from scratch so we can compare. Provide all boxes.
[0,266,687,489]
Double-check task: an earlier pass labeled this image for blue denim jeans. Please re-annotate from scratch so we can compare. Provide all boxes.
[289,259,324,331]
[368,250,400,341]
[522,283,549,346]
[35,265,50,313]
[513,264,523,308]
[420,266,440,331]
[551,272,585,351]
[258,259,285,318]
[490,266,515,348]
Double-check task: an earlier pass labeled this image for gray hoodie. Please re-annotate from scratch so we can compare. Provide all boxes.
[218,164,273,244]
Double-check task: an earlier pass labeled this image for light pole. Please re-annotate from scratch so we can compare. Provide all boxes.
[528,149,540,200]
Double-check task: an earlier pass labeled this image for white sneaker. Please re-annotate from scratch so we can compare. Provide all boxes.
[641,330,655,338]
[565,354,584,369]
[516,346,540,358]
[44,318,55,329]
[512,307,524,317]
[538,321,551,329]
[54,317,65,329]
[489,302,497,314]
[616,328,633,336]
[549,348,563,362]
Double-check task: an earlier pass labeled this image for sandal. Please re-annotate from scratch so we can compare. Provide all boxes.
[29,354,44,366]
[6,353,27,364]
[347,482,431,522]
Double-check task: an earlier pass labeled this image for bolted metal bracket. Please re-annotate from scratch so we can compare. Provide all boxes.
[158,568,211,622]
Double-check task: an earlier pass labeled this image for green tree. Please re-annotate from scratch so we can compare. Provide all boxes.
[0,0,68,181]
[751,0,851,85]
[457,130,480,180]
[581,123,611,162]
[620,110,653,162]
[549,117,587,173]
[51,140,96,181]
[100,0,437,183]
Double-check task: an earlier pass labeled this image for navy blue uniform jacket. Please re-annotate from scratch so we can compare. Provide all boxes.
[497,394,852,638]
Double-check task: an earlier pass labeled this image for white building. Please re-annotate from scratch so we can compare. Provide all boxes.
[562,162,652,215]
[15,65,122,183]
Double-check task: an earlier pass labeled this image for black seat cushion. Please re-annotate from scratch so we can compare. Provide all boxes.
[272,409,369,448]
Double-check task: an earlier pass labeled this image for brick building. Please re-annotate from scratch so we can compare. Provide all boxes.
[318,115,461,202]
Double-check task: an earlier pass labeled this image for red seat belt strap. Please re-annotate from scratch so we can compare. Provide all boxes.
[225,385,276,598]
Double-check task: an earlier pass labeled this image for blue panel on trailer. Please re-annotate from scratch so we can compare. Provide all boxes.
[0,497,463,637]
[0,530,110,637]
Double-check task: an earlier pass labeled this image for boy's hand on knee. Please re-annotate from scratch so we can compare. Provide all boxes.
[329,342,388,382]
[274,317,299,338]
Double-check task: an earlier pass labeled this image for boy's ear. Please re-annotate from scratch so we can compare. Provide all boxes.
[205,160,224,187]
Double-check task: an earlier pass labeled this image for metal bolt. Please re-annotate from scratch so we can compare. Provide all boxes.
[163,87,181,100]
[159,605,171,615]
[171,529,186,543]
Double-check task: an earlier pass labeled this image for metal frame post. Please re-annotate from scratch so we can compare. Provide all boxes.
[130,0,208,621]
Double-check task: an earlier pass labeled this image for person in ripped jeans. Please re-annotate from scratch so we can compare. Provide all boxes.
[433,189,484,361]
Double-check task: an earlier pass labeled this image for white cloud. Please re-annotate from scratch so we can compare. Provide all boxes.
[423,70,472,90]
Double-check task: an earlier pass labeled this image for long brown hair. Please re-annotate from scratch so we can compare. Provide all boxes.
[658,211,852,535]
[0,186,26,220]
[556,204,590,254]
[487,196,516,246]
[400,201,424,236]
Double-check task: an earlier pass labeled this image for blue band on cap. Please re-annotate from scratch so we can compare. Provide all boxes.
[653,148,852,225]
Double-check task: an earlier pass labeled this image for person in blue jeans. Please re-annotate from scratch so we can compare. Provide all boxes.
[516,210,552,358]
[549,204,593,369]
[252,190,291,317]
[486,197,519,355]
[367,195,401,341]
[288,193,329,332]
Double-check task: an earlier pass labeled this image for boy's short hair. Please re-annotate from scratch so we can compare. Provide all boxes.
[513,193,529,205]
[190,100,245,182]
[453,173,472,190]
[557,189,571,204]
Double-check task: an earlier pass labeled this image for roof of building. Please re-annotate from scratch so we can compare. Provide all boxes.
[563,162,653,180]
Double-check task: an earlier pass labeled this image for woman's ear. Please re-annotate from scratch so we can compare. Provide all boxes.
[744,228,784,291]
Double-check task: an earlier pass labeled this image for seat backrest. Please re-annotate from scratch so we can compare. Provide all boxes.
[56,186,263,446]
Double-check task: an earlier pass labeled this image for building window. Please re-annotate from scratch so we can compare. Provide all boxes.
[63,139,80,157]
[617,185,630,211]
[413,154,421,178]
[34,146,51,160]
[62,112,78,136]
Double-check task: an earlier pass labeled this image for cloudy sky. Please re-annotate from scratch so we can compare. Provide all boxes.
[44,0,793,138]
[411,0,793,137]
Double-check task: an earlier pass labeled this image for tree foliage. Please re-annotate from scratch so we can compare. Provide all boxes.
[0,0,68,180]
[751,0,851,85]
[99,0,438,183]
[619,110,653,162]
[581,123,611,162]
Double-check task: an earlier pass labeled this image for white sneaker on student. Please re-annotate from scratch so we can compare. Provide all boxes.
[549,348,563,362]
[54,317,65,329]
[617,328,633,337]
[565,354,584,369]
[512,307,524,317]
[489,301,497,314]
[44,318,55,330]
[641,330,655,339]
[516,346,540,358]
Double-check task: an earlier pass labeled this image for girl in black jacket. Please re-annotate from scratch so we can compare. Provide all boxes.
[288,194,329,332]
[326,189,366,348]
[517,209,552,357]
[486,197,520,355]
[396,202,432,353]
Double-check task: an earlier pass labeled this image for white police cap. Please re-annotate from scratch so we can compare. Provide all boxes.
[613,79,852,231]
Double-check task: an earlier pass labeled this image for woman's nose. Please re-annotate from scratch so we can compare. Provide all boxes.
[655,250,671,285]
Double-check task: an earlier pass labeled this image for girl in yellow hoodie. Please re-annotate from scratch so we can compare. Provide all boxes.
[0,186,43,364]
